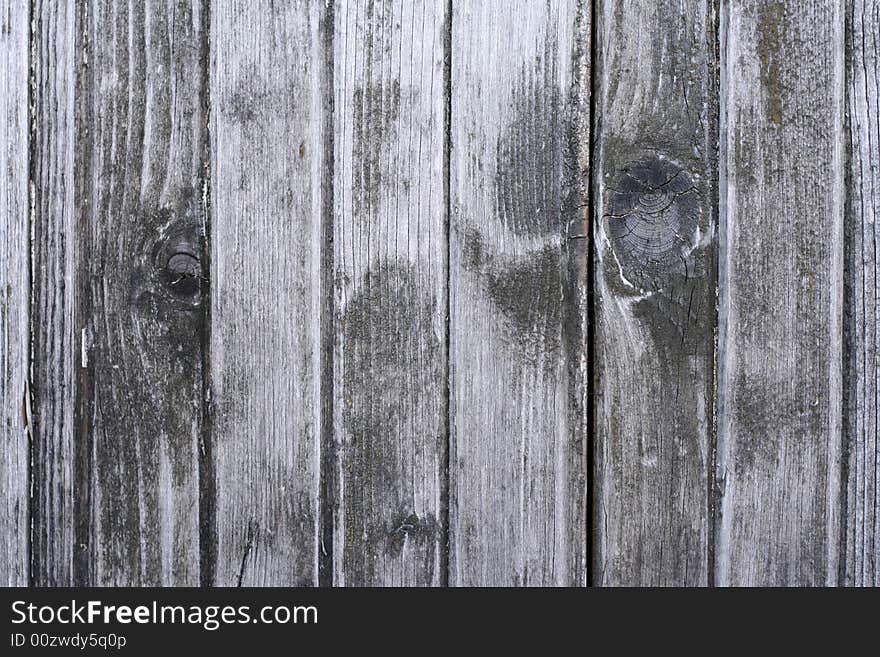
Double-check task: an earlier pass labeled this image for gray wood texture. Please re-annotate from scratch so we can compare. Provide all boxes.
[75,0,206,585]
[30,0,77,587]
[331,0,447,586]
[716,0,846,586]
[0,0,29,587]
[592,0,718,586]
[449,0,589,586]
[210,0,324,586]
[844,0,880,587]
[5,0,879,590]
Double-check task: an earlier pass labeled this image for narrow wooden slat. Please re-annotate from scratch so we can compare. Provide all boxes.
[78,0,206,585]
[332,0,447,587]
[0,0,29,586]
[30,0,77,587]
[210,0,324,585]
[716,0,845,585]
[844,0,880,587]
[592,0,718,586]
[449,0,589,586]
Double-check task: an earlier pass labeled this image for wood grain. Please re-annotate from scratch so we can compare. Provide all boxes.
[7,0,875,590]
[29,0,77,587]
[76,0,206,585]
[449,0,589,586]
[210,0,325,586]
[592,0,718,586]
[331,0,447,587]
[0,0,29,587]
[844,0,880,587]
[716,0,845,586]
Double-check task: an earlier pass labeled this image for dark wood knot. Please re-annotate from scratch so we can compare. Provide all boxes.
[163,248,202,300]
[167,252,200,278]
[605,156,702,290]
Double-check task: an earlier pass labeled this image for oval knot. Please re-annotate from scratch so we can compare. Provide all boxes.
[605,156,701,290]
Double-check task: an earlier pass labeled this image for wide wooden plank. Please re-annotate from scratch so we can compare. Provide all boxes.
[0,0,29,587]
[210,0,324,586]
[77,0,206,585]
[844,0,880,587]
[716,0,845,585]
[592,0,717,586]
[449,0,589,586]
[331,0,447,587]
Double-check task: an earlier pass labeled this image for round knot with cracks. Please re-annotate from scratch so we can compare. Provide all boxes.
[164,249,202,300]
[604,156,702,292]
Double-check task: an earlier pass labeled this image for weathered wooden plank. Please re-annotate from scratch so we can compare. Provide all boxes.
[592,0,718,586]
[844,0,880,587]
[716,0,845,586]
[210,0,324,586]
[76,0,206,585]
[331,0,447,587]
[30,0,77,587]
[0,0,29,587]
[449,0,589,586]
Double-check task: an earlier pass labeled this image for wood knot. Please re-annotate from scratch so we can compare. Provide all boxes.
[167,252,200,277]
[163,248,202,301]
[604,156,702,291]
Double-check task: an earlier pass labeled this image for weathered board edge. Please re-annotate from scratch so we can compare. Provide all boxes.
[0,0,30,587]
[843,0,880,587]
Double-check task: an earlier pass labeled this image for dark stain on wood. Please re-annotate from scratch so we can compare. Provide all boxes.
[630,284,713,358]
[457,46,576,358]
[591,0,718,586]
[493,58,563,237]
[341,261,441,585]
[461,226,562,358]
[225,66,273,128]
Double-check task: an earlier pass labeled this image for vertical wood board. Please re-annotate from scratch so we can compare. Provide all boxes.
[210,0,325,586]
[844,0,880,587]
[78,0,206,585]
[716,0,845,586]
[449,0,589,586]
[31,0,78,587]
[592,0,718,586]
[332,0,448,587]
[0,0,30,587]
